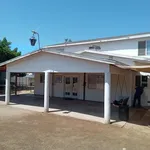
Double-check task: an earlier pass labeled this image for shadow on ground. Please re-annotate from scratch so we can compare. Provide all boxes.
[0,94,150,126]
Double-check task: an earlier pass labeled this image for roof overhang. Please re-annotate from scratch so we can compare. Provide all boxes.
[118,65,150,73]
[0,50,120,68]
[44,32,150,48]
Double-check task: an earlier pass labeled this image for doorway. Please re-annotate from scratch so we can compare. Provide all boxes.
[64,76,79,99]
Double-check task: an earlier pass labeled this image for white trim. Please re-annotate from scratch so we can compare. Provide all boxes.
[79,50,150,62]
[43,33,150,48]
[140,72,150,76]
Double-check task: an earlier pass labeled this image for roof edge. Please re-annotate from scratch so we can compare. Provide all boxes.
[0,49,117,68]
[43,32,150,48]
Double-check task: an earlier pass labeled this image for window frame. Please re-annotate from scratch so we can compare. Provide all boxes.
[40,74,44,83]
[146,40,150,55]
[87,74,104,89]
[54,75,62,83]
[138,40,150,56]
[135,75,148,87]
[138,41,146,56]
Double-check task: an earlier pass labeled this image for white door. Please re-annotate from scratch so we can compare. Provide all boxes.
[64,76,79,99]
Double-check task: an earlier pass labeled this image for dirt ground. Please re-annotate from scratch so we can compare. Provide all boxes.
[0,105,150,150]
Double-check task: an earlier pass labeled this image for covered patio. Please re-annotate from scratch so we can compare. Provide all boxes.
[0,50,133,124]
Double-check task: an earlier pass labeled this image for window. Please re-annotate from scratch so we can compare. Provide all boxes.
[40,74,44,83]
[142,76,148,87]
[88,74,104,89]
[73,77,78,84]
[138,40,150,56]
[147,41,150,55]
[54,75,62,83]
[135,75,148,87]
[138,41,146,56]
[65,77,70,84]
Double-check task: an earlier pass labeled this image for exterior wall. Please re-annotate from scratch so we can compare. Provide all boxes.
[46,37,150,57]
[34,72,135,105]
[34,73,44,95]
[34,73,104,101]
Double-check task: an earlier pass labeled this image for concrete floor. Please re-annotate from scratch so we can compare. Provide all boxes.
[0,94,119,122]
[0,94,150,127]
[0,105,150,150]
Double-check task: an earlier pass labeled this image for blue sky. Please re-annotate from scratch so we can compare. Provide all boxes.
[0,0,150,54]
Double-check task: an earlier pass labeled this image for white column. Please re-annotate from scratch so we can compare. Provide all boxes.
[49,73,53,97]
[5,71,10,105]
[44,72,50,112]
[104,72,111,124]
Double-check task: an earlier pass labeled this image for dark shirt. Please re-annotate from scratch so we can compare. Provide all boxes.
[135,86,144,97]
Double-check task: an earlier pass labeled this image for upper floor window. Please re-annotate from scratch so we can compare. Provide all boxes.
[147,41,150,55]
[138,40,150,56]
[138,41,146,56]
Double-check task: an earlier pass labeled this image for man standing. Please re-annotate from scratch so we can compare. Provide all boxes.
[132,86,144,108]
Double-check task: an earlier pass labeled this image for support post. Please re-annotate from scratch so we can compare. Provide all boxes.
[104,72,111,124]
[83,73,86,100]
[5,71,10,105]
[15,75,17,95]
[44,72,50,112]
[129,71,133,106]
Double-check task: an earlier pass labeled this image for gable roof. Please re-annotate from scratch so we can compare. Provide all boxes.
[0,49,121,67]
[43,32,150,48]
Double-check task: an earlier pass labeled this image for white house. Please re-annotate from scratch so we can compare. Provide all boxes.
[1,32,150,124]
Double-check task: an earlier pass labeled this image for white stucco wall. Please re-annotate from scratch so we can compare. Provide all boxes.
[34,73,44,95]
[34,73,104,101]
[7,51,109,73]
[34,72,135,105]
